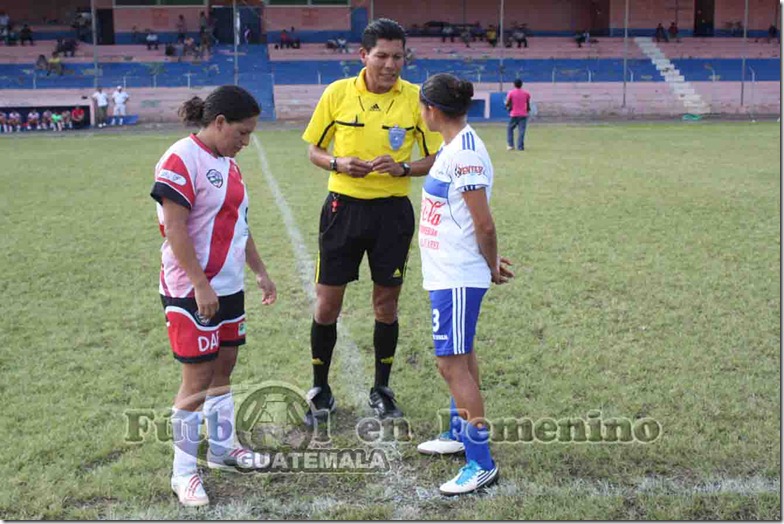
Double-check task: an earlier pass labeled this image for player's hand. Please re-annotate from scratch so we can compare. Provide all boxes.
[491,256,515,285]
[370,155,405,176]
[256,273,277,305]
[194,281,219,322]
[338,157,373,178]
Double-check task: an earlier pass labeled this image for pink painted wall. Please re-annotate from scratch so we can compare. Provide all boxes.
[1,0,110,25]
[608,0,694,32]
[112,7,205,33]
[263,7,352,31]
[609,0,775,32]
[715,0,779,30]
[373,0,592,31]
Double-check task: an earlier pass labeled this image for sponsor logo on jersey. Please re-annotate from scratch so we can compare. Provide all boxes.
[157,169,187,186]
[421,198,444,226]
[455,164,484,177]
[206,169,224,188]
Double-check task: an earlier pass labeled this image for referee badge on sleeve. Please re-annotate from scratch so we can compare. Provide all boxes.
[388,125,405,151]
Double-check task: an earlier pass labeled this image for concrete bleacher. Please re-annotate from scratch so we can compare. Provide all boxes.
[267,37,648,62]
[691,81,780,114]
[658,37,780,59]
[0,43,185,64]
[273,82,690,120]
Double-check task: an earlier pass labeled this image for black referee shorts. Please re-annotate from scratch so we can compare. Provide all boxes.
[316,192,415,287]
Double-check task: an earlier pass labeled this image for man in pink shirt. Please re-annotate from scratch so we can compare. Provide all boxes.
[505,79,531,151]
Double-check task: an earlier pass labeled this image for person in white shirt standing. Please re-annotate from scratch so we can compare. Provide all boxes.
[415,73,514,496]
[111,86,130,126]
[91,87,109,128]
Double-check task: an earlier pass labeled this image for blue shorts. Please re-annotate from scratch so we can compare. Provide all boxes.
[429,287,487,356]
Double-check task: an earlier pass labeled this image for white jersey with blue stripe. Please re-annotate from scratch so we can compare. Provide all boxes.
[419,124,494,291]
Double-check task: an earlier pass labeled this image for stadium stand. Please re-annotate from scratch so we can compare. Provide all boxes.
[0,0,778,124]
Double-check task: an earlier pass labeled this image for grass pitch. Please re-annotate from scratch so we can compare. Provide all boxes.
[0,121,779,519]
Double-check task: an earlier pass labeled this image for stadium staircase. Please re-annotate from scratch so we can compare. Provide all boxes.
[634,37,709,115]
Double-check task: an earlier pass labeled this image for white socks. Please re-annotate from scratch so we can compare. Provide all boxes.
[171,408,203,477]
[203,392,237,456]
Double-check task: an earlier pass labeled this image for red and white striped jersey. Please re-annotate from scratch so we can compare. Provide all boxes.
[151,134,249,298]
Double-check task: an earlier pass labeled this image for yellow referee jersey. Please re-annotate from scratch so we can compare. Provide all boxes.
[302,68,443,199]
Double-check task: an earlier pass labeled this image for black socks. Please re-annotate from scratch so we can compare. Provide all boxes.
[311,320,337,390]
[373,320,399,388]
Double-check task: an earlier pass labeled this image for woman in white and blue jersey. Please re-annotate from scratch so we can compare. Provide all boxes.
[415,73,514,495]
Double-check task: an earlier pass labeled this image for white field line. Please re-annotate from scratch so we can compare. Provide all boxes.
[249,135,780,517]
[251,134,365,407]
[252,135,421,518]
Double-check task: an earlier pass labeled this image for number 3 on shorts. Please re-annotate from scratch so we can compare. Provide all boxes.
[432,308,440,332]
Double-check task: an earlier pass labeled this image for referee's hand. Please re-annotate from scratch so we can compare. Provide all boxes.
[338,157,372,178]
[370,155,404,177]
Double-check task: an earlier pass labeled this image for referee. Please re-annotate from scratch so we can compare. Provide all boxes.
[302,18,442,425]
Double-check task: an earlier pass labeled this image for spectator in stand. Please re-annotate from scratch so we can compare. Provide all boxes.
[51,111,63,132]
[199,27,211,56]
[279,28,291,49]
[471,21,485,42]
[0,110,8,133]
[3,24,18,46]
[8,110,21,132]
[56,37,77,57]
[27,109,40,130]
[61,109,72,129]
[767,24,778,44]
[71,106,85,127]
[199,11,209,34]
[92,87,109,128]
[35,54,49,73]
[131,25,140,44]
[146,29,159,50]
[336,35,348,53]
[460,27,471,48]
[512,24,528,48]
[243,25,252,45]
[290,27,301,49]
[47,52,63,76]
[176,15,187,43]
[182,36,197,60]
[0,11,9,32]
[575,29,589,47]
[111,86,130,126]
[655,23,668,43]
[733,21,743,37]
[505,78,531,151]
[441,24,455,43]
[405,46,416,63]
[668,22,680,43]
[19,24,33,45]
[486,25,498,47]
[41,109,54,130]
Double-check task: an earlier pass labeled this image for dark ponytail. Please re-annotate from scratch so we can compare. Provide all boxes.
[178,85,260,127]
[179,96,205,126]
[420,73,474,118]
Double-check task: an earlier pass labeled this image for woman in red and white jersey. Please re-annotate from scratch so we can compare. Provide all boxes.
[150,85,277,507]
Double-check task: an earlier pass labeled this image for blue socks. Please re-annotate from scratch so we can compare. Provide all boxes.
[449,397,465,441]
[463,422,495,471]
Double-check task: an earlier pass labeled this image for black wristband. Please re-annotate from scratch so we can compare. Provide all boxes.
[330,157,338,172]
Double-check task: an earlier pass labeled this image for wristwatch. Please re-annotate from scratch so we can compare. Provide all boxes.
[400,162,411,176]
[329,157,338,172]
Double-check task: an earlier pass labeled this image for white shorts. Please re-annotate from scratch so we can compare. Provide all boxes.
[114,104,127,116]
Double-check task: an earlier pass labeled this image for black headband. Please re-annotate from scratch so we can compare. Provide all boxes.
[419,88,458,113]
